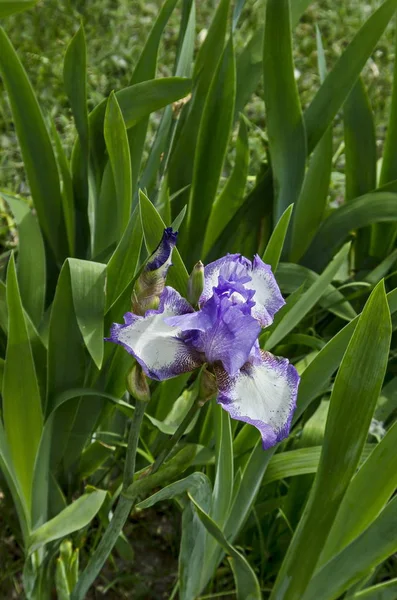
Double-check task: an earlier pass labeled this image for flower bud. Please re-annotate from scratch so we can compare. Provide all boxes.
[187,260,204,306]
[131,227,178,315]
[126,363,151,403]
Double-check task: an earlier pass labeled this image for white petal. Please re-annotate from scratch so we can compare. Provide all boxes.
[215,350,299,449]
[107,287,201,380]
[249,255,285,326]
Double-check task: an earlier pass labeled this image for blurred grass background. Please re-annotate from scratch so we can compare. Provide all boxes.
[0,0,394,194]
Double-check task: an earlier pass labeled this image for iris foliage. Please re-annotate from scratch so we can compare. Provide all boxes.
[0,0,396,598]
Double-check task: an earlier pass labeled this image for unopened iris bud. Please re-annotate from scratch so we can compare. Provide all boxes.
[187,260,204,306]
[131,227,178,315]
[127,363,151,403]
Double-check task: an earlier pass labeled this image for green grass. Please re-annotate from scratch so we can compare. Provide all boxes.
[0,0,395,194]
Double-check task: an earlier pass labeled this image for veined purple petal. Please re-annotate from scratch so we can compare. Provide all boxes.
[200,254,252,305]
[106,287,201,381]
[215,350,299,449]
[200,253,285,327]
[250,255,285,325]
[166,292,260,376]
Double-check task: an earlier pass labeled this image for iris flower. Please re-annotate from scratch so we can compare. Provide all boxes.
[107,228,299,449]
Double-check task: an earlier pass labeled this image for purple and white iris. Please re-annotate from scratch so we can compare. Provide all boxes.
[107,229,300,449]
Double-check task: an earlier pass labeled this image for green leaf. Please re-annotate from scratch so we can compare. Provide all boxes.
[344,77,376,269]
[137,471,212,600]
[233,0,312,118]
[263,445,374,487]
[263,0,306,223]
[294,287,397,424]
[0,419,29,542]
[304,0,397,154]
[46,260,106,471]
[52,387,195,436]
[200,404,234,589]
[140,0,196,195]
[266,244,350,350]
[104,92,132,240]
[64,24,90,254]
[290,129,332,260]
[3,255,43,512]
[271,282,391,600]
[185,37,236,260]
[351,579,397,600]
[372,14,397,259]
[344,78,376,202]
[262,204,293,272]
[137,472,211,510]
[303,496,397,600]
[234,30,263,119]
[290,26,332,262]
[64,24,89,165]
[375,376,397,421]
[225,440,276,542]
[212,403,233,527]
[320,420,397,564]
[51,121,75,257]
[90,77,192,132]
[1,194,46,327]
[380,15,397,187]
[28,490,106,554]
[189,494,262,600]
[276,262,356,322]
[46,261,88,468]
[171,205,188,231]
[0,0,38,17]
[71,77,192,195]
[167,0,231,218]
[124,445,196,500]
[0,27,67,262]
[105,208,143,312]
[78,441,114,480]
[302,192,397,272]
[202,116,249,258]
[31,414,53,529]
[128,0,179,201]
[139,191,189,295]
[93,162,117,258]
[68,259,106,370]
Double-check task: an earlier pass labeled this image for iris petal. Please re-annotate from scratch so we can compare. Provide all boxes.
[106,287,201,380]
[166,293,260,376]
[199,253,285,327]
[215,350,299,449]
[250,255,285,326]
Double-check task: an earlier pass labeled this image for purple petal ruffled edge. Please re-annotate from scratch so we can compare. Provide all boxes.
[199,254,245,305]
[199,253,285,328]
[250,255,285,326]
[106,286,202,381]
[214,350,299,449]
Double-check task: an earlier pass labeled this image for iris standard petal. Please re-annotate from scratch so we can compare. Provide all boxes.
[199,253,285,327]
[214,350,299,449]
[106,286,201,380]
[199,254,252,305]
[249,255,285,326]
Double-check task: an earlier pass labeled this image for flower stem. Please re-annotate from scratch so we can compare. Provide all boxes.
[151,398,201,474]
[71,398,146,600]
